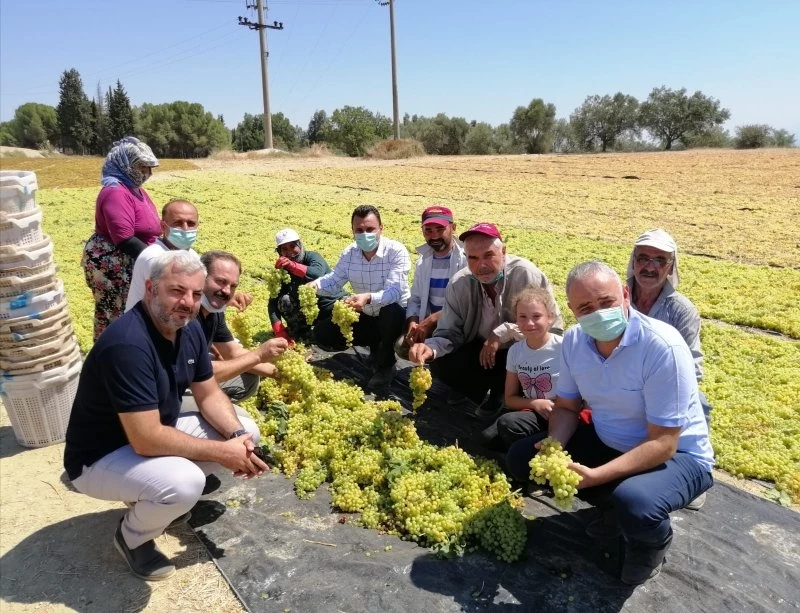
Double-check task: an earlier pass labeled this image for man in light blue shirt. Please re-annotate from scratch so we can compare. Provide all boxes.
[507,261,714,586]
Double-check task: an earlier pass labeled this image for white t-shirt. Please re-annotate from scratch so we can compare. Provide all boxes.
[125,240,198,312]
[505,334,562,400]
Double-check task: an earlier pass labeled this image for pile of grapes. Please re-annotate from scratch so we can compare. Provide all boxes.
[241,347,528,562]
[528,437,582,509]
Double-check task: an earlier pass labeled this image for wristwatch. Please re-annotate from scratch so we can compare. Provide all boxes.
[229,428,247,439]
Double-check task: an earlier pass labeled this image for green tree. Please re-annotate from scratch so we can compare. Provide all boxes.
[464,122,496,155]
[0,122,17,146]
[307,110,331,144]
[683,125,731,149]
[3,103,59,149]
[231,113,264,152]
[771,129,796,148]
[569,93,639,152]
[638,86,730,150]
[328,106,391,156]
[509,98,557,154]
[732,124,794,149]
[271,112,298,150]
[552,118,578,153]
[106,80,135,142]
[136,101,229,157]
[56,68,93,153]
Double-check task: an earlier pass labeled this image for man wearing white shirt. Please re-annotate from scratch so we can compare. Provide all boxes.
[125,199,199,312]
[310,205,411,390]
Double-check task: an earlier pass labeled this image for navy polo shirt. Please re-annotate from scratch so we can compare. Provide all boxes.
[64,303,213,480]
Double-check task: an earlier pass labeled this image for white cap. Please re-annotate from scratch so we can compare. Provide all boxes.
[627,228,679,287]
[275,228,300,247]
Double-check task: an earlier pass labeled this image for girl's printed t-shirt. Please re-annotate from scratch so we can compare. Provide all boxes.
[506,334,563,400]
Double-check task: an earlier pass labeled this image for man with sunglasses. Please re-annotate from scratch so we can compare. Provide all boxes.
[626,228,712,510]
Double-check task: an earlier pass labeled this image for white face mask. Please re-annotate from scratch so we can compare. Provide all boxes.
[201,293,227,313]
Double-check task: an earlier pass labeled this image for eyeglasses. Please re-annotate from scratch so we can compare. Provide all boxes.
[635,254,673,268]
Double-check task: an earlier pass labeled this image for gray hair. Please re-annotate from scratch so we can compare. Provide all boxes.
[149,249,206,288]
[565,260,622,295]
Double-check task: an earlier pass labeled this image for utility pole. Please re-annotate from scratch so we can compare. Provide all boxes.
[377,0,400,140]
[239,1,283,149]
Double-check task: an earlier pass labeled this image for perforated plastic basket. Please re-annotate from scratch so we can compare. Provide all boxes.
[0,313,72,346]
[0,300,69,334]
[0,327,76,361]
[0,171,38,215]
[0,357,82,447]
[0,237,53,273]
[0,339,80,376]
[0,281,64,320]
[0,207,43,247]
[0,265,57,300]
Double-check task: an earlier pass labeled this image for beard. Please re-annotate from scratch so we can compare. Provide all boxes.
[150,292,195,331]
[427,238,449,252]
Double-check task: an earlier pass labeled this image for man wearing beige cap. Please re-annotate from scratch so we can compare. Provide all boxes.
[627,228,712,510]
[396,205,467,359]
[409,222,561,416]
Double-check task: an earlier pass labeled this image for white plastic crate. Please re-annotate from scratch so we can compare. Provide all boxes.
[0,265,57,300]
[0,237,53,273]
[0,313,72,346]
[0,327,76,361]
[0,280,64,320]
[0,207,43,247]
[0,171,38,215]
[0,300,69,334]
[0,357,82,447]
[0,341,80,376]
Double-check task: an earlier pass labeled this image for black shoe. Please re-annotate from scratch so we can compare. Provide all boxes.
[368,363,396,389]
[114,520,176,581]
[474,395,504,420]
[620,536,672,586]
[202,474,222,496]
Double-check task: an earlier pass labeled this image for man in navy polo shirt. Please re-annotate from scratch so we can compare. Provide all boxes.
[64,250,270,582]
[506,261,714,585]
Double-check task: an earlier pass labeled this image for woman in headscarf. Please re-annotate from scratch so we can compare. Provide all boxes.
[81,136,161,340]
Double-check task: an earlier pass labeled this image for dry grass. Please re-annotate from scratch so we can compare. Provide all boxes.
[366,138,426,159]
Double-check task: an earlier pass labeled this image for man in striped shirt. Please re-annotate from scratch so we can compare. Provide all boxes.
[397,205,467,360]
[310,205,411,390]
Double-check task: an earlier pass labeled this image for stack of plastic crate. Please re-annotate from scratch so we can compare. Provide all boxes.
[0,170,82,447]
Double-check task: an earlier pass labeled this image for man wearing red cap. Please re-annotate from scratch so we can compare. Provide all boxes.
[409,222,561,415]
[396,206,467,359]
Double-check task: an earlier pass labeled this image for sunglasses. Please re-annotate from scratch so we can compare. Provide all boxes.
[635,255,673,268]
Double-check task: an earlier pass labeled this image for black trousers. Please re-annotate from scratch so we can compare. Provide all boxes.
[431,337,509,404]
[314,302,405,369]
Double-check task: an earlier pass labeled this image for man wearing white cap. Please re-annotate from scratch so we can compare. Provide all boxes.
[409,222,561,417]
[269,228,344,344]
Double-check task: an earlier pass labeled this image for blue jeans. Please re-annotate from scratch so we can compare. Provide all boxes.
[506,424,714,548]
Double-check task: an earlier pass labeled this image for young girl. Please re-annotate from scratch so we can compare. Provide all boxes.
[483,287,562,449]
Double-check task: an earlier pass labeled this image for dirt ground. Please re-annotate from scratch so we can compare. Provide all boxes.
[0,408,244,613]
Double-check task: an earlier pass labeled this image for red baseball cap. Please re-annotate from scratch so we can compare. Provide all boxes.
[458,222,502,242]
[421,205,454,226]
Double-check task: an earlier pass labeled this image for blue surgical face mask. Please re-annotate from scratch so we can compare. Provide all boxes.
[166,227,197,250]
[578,306,628,342]
[469,270,504,285]
[355,232,379,252]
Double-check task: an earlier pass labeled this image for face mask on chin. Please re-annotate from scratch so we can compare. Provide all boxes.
[355,232,379,252]
[200,293,227,313]
[166,227,197,250]
[578,306,628,342]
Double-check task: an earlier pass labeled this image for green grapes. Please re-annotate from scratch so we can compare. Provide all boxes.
[529,437,583,510]
[409,365,432,411]
[229,312,254,349]
[260,267,291,299]
[298,284,320,325]
[332,300,359,346]
[249,345,528,562]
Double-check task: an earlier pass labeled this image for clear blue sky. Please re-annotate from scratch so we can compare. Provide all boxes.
[2,0,798,137]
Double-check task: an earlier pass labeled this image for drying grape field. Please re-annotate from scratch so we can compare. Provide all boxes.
[12,148,800,504]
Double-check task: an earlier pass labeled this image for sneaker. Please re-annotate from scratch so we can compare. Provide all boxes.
[685,492,706,511]
[585,508,622,539]
[620,537,671,586]
[367,364,397,389]
[474,395,504,420]
[202,474,222,495]
[166,511,192,529]
[114,520,176,581]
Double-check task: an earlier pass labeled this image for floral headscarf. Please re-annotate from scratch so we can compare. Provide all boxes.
[100,136,159,189]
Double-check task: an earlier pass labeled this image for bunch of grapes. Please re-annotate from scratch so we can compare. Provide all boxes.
[465,499,528,563]
[297,284,319,325]
[409,365,432,411]
[528,437,583,510]
[229,312,254,349]
[332,300,359,346]
[260,267,291,299]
